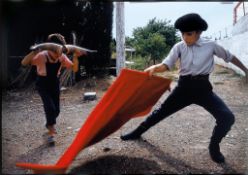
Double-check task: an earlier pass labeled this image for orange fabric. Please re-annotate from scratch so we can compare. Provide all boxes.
[16,68,171,174]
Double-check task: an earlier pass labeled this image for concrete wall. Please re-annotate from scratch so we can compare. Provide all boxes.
[214,15,248,76]
[232,13,248,36]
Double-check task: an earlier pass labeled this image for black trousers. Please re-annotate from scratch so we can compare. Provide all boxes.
[37,85,60,127]
[141,75,235,144]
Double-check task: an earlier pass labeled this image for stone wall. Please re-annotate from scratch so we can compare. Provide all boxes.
[214,15,248,76]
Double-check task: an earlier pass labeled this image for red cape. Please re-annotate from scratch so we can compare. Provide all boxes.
[16,68,172,174]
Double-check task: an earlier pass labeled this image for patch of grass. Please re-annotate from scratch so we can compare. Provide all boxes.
[213,81,224,85]
[215,70,230,74]
[126,56,147,71]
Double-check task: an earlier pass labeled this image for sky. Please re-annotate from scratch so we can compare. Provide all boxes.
[113,2,237,39]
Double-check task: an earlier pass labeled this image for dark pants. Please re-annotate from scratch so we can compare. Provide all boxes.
[141,75,235,144]
[37,85,60,127]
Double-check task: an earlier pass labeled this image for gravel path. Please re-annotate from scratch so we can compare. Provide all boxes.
[2,65,248,174]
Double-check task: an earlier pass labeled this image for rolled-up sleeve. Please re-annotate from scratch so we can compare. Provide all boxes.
[214,43,233,62]
[162,43,180,70]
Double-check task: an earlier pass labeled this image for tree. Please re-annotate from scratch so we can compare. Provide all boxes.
[125,36,135,48]
[145,33,168,64]
[62,1,113,76]
[131,18,178,64]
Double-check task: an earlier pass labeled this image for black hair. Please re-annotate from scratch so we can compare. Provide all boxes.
[175,13,208,32]
[47,33,66,45]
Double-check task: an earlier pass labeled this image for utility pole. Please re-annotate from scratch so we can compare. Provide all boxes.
[116,2,125,76]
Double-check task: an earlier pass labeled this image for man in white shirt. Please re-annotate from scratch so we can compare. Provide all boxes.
[121,13,248,164]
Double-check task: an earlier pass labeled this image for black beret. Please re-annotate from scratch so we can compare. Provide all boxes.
[174,13,208,32]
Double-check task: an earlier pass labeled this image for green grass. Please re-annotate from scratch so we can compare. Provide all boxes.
[126,56,147,71]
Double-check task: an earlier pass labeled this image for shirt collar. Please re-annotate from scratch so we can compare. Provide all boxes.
[195,38,203,47]
[182,37,203,47]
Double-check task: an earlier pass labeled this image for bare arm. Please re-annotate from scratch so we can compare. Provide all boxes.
[21,51,38,66]
[72,53,79,73]
[30,43,63,54]
[231,56,248,74]
[65,45,98,72]
[231,56,248,82]
[22,43,62,66]
[144,63,169,76]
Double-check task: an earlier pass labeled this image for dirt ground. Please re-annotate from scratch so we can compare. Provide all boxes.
[2,65,248,174]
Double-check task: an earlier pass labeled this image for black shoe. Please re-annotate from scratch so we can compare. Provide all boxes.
[209,143,225,163]
[47,135,55,146]
[120,125,147,141]
[120,133,141,140]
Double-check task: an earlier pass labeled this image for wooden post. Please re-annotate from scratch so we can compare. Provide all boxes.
[116,2,125,76]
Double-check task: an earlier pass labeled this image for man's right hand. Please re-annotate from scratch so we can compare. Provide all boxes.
[144,63,168,76]
[144,65,157,76]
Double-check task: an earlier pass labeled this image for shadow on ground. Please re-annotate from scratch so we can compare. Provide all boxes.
[14,135,239,174]
[69,155,163,174]
[136,138,238,174]
[15,143,55,174]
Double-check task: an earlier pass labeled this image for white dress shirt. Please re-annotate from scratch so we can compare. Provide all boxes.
[162,38,233,76]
